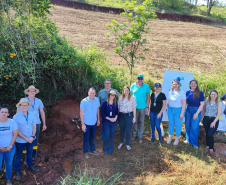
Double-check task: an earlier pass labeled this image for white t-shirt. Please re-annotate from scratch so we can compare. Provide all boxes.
[168,90,186,108]
[0,118,18,147]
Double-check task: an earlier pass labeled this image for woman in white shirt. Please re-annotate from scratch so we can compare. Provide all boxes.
[167,79,186,145]
[118,86,136,150]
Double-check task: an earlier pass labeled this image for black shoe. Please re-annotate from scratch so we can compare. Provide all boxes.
[159,138,162,144]
[150,138,155,143]
[32,150,38,158]
[15,171,21,180]
[27,166,38,173]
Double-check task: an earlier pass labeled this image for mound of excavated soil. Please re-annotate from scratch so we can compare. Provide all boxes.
[0,99,83,185]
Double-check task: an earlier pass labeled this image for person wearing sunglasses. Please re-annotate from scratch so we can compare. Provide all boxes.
[130,74,151,144]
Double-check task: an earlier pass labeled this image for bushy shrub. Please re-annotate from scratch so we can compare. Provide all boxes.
[0,0,129,112]
[152,0,197,14]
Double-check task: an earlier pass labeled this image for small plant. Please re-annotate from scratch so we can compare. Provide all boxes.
[60,165,123,185]
[107,0,156,84]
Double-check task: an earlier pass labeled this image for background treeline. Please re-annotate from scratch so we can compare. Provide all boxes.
[72,0,226,22]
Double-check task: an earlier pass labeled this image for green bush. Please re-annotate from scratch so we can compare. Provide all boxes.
[194,67,226,99]
[0,0,130,113]
[152,0,197,14]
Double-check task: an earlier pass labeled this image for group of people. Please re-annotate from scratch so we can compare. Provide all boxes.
[80,75,224,159]
[0,75,225,184]
[0,86,46,185]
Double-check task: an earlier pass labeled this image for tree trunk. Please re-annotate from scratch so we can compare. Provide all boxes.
[207,5,212,15]
[195,0,198,6]
[207,0,213,16]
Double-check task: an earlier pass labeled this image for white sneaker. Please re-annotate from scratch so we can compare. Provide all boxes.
[167,137,172,144]
[184,140,189,144]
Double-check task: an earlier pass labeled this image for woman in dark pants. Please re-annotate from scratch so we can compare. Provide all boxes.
[118,86,136,150]
[149,83,166,144]
[101,90,118,154]
[201,90,222,155]
[0,105,18,185]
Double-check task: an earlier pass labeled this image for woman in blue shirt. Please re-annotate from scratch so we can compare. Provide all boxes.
[184,80,204,148]
[0,105,18,185]
[101,90,118,154]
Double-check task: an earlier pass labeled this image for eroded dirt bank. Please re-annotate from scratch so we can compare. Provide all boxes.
[5,99,84,185]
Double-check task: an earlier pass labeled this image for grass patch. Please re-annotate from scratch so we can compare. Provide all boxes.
[197,5,226,22]
[60,165,123,184]
[69,0,226,22]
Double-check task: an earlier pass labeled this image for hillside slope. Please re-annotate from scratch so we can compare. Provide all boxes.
[49,5,226,79]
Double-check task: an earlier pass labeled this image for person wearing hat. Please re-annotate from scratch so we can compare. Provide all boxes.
[17,85,47,158]
[0,105,18,185]
[149,83,166,144]
[13,98,39,180]
[80,87,100,159]
[130,74,151,144]
[98,79,121,141]
[100,90,119,154]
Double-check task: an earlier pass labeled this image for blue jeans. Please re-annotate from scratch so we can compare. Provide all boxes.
[150,111,163,139]
[83,124,97,153]
[34,124,40,148]
[0,145,16,179]
[203,116,219,149]
[14,141,34,172]
[103,121,117,154]
[185,106,201,147]
[168,107,183,137]
[119,112,133,145]
[101,123,104,141]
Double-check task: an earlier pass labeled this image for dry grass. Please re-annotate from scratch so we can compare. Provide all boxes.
[49,5,226,81]
[74,119,226,185]
[47,5,226,185]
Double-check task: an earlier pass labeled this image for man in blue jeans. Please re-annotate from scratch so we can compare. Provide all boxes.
[13,98,38,180]
[80,87,100,159]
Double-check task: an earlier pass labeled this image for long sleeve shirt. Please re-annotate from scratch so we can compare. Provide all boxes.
[101,101,118,124]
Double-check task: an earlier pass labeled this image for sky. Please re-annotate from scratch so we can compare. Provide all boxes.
[197,0,226,6]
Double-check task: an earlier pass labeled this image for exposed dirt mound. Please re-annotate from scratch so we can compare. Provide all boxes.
[215,143,226,161]
[0,99,83,185]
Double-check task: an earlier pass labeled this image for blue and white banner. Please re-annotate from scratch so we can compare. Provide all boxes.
[162,70,194,122]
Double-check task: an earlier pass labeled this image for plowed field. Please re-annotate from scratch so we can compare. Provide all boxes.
[50,5,226,79]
